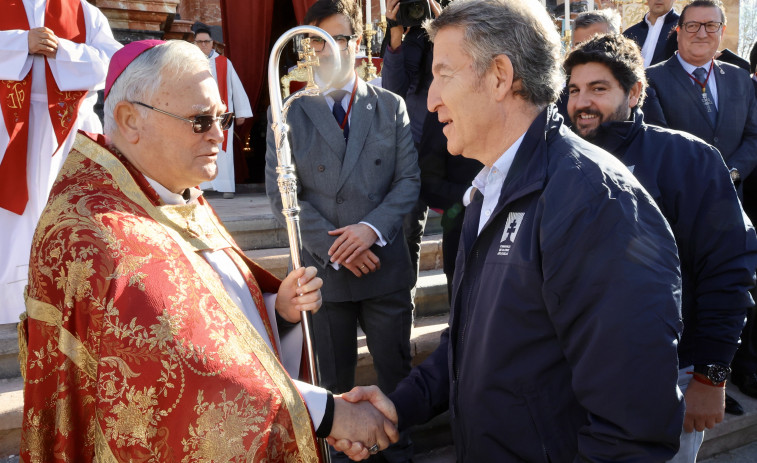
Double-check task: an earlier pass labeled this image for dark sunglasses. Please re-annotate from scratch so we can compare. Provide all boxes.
[131,101,234,133]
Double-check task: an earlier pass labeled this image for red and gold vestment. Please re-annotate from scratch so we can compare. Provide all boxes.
[19,132,319,462]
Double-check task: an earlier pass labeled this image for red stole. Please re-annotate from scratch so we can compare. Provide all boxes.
[215,54,230,151]
[0,0,87,215]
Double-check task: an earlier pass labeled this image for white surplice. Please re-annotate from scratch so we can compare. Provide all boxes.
[200,50,252,194]
[0,0,121,324]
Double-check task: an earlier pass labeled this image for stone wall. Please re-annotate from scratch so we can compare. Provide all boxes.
[177,0,223,26]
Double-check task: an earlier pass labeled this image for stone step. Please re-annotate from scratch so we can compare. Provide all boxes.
[0,376,23,458]
[0,325,19,381]
[244,240,450,320]
[205,192,442,251]
[245,234,445,279]
[0,268,449,382]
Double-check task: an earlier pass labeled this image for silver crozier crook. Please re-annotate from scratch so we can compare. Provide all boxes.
[268,26,341,462]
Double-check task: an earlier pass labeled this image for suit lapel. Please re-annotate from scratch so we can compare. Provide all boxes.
[667,57,712,125]
[300,95,347,161]
[336,79,376,190]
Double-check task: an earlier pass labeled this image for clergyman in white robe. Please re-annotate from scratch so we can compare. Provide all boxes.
[200,49,253,196]
[0,0,121,324]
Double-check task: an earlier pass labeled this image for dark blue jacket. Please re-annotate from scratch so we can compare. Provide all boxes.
[381,26,433,144]
[390,108,684,462]
[623,10,679,67]
[592,109,757,368]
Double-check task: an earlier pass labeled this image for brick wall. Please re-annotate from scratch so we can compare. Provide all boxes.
[177,0,223,26]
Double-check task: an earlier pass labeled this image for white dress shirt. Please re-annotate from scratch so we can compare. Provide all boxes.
[460,133,526,235]
[641,8,673,68]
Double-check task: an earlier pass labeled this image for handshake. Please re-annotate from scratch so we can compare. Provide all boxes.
[327,386,399,461]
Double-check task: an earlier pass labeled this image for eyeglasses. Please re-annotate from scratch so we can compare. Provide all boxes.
[308,34,357,52]
[131,102,234,133]
[195,39,213,45]
[681,21,723,33]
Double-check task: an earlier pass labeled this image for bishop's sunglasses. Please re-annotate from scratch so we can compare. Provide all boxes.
[130,101,234,133]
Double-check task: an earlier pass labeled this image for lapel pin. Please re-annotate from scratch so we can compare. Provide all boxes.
[719,68,724,74]
[367,103,373,110]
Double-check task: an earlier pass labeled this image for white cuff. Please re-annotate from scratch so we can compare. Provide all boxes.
[359,221,387,246]
[293,380,329,430]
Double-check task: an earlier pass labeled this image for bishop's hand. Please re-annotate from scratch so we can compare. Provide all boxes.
[275,266,323,323]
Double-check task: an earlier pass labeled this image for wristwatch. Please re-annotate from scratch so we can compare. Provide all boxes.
[693,364,731,386]
[730,167,741,184]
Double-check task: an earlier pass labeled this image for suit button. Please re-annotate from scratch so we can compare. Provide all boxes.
[337,197,344,204]
[369,194,375,200]
[713,137,719,143]
[375,159,382,165]
[318,165,325,172]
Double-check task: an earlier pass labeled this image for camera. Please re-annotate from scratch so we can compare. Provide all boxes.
[396,0,432,27]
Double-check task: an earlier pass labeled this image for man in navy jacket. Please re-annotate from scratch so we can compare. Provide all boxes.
[565,34,757,462]
[332,1,685,461]
[623,0,679,67]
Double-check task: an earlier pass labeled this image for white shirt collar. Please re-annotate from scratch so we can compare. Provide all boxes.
[322,71,358,97]
[644,8,673,27]
[472,132,527,195]
[143,175,204,205]
[676,52,712,75]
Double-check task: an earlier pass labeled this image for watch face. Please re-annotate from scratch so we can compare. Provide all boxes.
[707,365,730,384]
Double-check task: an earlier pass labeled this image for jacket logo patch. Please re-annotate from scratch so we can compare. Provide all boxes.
[498,212,525,256]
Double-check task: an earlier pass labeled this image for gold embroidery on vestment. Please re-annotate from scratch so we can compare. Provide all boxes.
[94,419,119,463]
[73,133,318,461]
[26,297,97,380]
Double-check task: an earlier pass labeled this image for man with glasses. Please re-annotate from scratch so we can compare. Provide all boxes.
[0,0,120,327]
[193,27,252,199]
[565,34,757,463]
[265,1,419,461]
[646,0,757,199]
[19,39,400,461]
[646,0,757,428]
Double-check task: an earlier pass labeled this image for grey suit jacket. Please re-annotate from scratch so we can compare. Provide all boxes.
[265,78,420,302]
[646,56,757,179]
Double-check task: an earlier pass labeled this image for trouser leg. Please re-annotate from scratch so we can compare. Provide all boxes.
[357,288,414,463]
[732,305,757,374]
[312,300,359,394]
[403,199,428,288]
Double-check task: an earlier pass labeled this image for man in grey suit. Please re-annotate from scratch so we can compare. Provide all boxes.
[265,1,419,461]
[646,0,757,194]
